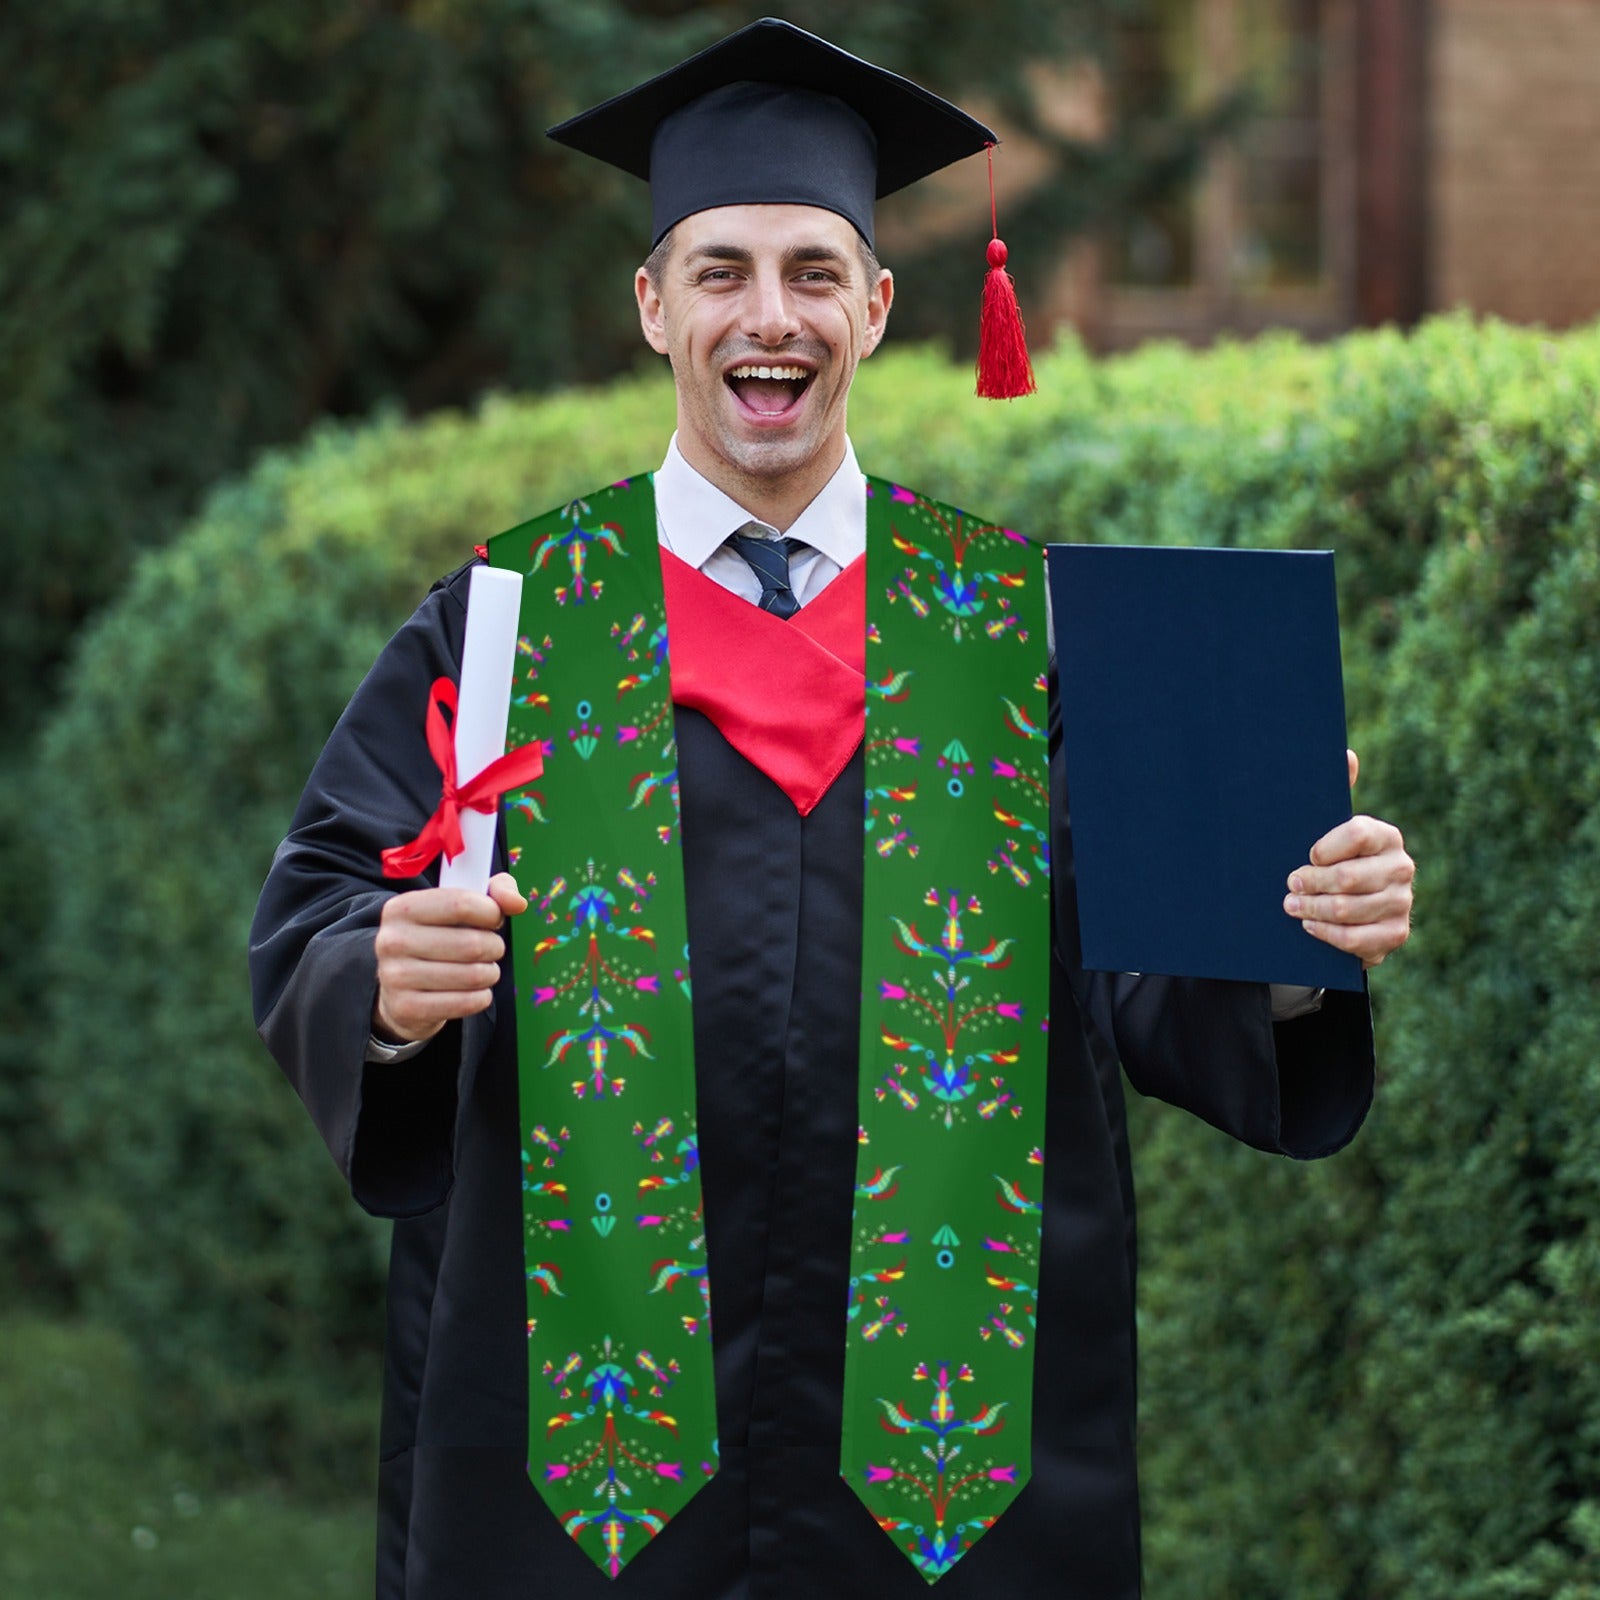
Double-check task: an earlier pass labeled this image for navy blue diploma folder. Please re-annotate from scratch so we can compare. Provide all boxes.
[1047,544,1364,993]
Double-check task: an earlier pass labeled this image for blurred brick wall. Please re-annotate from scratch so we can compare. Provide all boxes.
[1431,0,1600,327]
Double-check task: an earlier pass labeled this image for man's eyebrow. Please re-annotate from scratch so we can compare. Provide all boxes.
[683,244,755,267]
[782,243,852,271]
[681,243,855,271]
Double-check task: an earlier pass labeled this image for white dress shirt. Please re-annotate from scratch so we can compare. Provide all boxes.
[653,432,864,603]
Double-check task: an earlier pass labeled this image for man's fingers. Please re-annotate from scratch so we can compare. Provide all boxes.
[374,984,494,1044]
[375,921,506,965]
[1287,858,1369,897]
[1287,847,1414,900]
[373,884,519,1046]
[1302,915,1411,969]
[380,956,505,993]
[382,886,511,930]
[373,948,501,1043]
[488,871,530,916]
[1307,813,1404,868]
[1284,882,1412,926]
[1283,804,1415,965]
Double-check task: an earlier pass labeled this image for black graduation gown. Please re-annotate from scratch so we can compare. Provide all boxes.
[250,559,1374,1600]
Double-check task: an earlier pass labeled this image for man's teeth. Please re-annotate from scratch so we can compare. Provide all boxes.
[727,365,809,380]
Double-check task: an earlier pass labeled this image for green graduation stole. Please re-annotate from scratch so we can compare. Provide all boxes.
[489,473,1049,1583]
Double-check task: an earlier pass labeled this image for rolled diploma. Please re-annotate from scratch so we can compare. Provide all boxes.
[439,565,525,893]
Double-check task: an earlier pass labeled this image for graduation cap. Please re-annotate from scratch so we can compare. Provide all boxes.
[548,17,1036,398]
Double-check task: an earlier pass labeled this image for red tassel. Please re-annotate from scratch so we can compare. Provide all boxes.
[977,239,1036,399]
[976,146,1036,400]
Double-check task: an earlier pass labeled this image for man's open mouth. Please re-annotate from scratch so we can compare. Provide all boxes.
[725,363,813,417]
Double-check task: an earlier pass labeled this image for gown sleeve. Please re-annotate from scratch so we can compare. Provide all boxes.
[248,561,500,1216]
[1046,673,1375,1161]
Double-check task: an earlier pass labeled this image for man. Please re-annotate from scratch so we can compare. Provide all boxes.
[250,19,1414,1599]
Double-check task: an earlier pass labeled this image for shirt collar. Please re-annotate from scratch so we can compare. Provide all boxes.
[654,434,866,569]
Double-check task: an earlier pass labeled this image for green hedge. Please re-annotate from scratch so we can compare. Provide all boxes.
[33,380,679,1478]
[1124,325,1600,1600]
[33,317,1600,1597]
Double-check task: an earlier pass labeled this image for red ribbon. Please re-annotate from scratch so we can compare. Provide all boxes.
[381,677,546,880]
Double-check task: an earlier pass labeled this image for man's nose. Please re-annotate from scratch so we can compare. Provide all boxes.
[745,272,801,346]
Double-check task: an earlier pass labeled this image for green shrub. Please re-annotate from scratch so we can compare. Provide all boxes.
[34,316,1600,1600]
[1128,321,1600,1600]
[0,1314,369,1597]
[35,379,675,1480]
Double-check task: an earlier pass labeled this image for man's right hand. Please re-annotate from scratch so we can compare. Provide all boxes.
[372,871,529,1045]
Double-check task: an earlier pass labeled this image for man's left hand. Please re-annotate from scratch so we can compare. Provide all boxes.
[1284,750,1415,968]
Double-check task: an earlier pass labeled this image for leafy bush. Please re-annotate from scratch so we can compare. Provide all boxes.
[34,379,675,1479]
[0,1314,369,1596]
[34,315,1600,1600]
[1122,322,1600,1600]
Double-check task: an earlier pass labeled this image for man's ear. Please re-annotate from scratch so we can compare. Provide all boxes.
[861,268,894,358]
[636,267,670,356]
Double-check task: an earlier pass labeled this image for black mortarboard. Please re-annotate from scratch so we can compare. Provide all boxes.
[546,17,998,249]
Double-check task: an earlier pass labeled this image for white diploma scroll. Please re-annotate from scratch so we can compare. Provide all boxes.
[439,565,525,894]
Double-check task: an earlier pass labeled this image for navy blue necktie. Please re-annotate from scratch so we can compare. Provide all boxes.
[727,527,806,619]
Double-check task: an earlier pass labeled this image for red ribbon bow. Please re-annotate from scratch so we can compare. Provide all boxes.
[381,677,546,880]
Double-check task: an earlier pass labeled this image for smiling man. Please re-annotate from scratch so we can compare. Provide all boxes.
[637,207,891,528]
[250,18,1414,1600]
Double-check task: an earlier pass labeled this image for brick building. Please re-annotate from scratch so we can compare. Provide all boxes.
[1016,0,1600,347]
